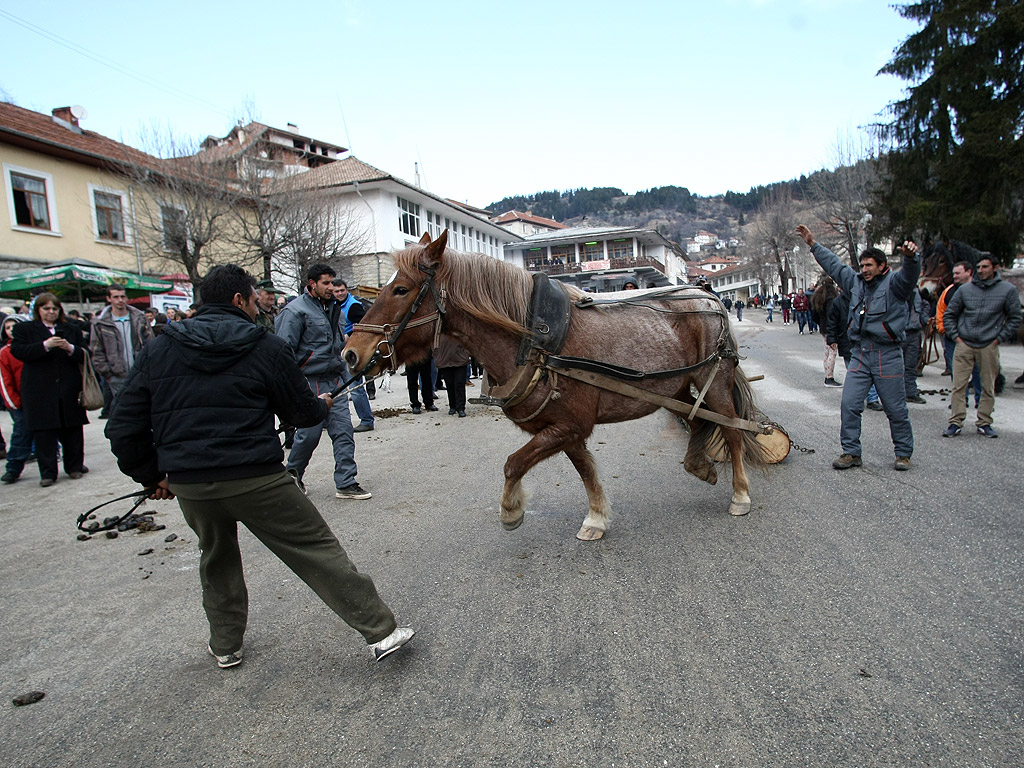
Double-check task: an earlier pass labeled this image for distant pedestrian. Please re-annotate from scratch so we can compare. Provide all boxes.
[435,334,471,417]
[735,299,744,322]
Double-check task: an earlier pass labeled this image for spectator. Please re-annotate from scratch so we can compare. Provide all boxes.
[66,309,91,346]
[254,279,293,449]
[275,264,370,500]
[936,262,982,404]
[144,307,167,336]
[735,298,744,322]
[802,288,819,333]
[793,290,809,334]
[797,225,920,472]
[1,316,31,483]
[331,279,374,433]
[903,288,927,404]
[406,356,437,414]
[780,294,792,325]
[435,334,471,417]
[105,264,413,669]
[942,255,1022,438]
[765,297,775,323]
[90,286,153,410]
[10,292,89,486]
[812,279,842,387]
[254,279,281,332]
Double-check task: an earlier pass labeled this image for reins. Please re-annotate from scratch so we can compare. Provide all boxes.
[77,489,154,533]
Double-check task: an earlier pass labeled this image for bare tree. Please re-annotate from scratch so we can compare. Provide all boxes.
[809,132,880,267]
[752,187,798,295]
[117,126,248,296]
[272,191,373,293]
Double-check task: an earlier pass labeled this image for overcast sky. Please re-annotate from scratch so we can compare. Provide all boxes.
[0,0,920,208]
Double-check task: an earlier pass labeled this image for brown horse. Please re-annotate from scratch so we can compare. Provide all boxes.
[342,231,770,541]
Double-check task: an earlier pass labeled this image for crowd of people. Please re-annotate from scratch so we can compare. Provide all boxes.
[1,248,1020,668]
[794,224,1021,470]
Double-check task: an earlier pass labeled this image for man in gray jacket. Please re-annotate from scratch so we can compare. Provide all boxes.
[275,263,370,499]
[942,254,1022,438]
[796,225,920,471]
[90,285,153,407]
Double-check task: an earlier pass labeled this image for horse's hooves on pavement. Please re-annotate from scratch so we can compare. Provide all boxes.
[728,501,751,517]
[576,525,605,541]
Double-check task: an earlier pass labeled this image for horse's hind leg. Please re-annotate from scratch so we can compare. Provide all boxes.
[500,426,578,532]
[682,417,719,486]
[563,441,611,541]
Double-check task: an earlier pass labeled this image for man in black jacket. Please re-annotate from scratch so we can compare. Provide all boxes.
[105,265,413,668]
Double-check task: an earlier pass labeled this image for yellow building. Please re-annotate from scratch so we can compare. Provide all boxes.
[0,103,165,275]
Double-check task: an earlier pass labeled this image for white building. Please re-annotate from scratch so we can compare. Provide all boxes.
[282,155,521,287]
[503,225,691,291]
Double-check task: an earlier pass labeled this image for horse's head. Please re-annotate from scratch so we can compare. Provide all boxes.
[919,239,953,295]
[342,230,448,377]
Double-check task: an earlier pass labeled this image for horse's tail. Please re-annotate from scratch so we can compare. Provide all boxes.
[729,365,773,470]
[686,362,773,472]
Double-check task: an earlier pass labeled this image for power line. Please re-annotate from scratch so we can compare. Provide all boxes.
[0,9,233,119]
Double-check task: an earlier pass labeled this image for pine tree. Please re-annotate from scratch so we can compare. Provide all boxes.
[873,0,1024,261]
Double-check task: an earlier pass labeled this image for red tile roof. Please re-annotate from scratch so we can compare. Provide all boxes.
[493,210,565,229]
[0,101,160,171]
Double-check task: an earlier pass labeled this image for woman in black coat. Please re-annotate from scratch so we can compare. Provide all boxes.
[11,292,89,486]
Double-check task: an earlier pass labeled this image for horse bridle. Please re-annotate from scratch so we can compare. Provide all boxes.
[350,263,446,375]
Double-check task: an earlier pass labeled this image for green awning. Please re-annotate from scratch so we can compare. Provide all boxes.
[0,264,173,301]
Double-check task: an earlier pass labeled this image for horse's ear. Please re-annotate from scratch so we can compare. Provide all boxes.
[418,232,432,245]
[424,229,448,266]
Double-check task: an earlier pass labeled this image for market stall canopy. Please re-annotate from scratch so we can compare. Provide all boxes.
[0,262,173,300]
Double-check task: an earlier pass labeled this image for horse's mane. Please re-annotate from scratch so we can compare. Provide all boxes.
[393,246,585,336]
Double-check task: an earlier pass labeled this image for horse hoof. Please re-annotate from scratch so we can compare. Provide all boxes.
[576,525,605,541]
[729,501,751,517]
[502,517,524,531]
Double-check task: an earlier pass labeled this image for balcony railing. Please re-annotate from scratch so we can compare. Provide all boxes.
[525,255,666,276]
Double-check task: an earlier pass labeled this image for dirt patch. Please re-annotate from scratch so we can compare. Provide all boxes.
[373,407,407,419]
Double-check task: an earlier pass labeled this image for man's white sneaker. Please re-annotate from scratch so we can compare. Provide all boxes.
[371,627,415,662]
[208,644,243,669]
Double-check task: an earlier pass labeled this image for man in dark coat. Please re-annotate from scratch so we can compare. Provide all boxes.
[105,264,413,669]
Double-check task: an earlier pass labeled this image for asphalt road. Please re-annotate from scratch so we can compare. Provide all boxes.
[1,313,1022,768]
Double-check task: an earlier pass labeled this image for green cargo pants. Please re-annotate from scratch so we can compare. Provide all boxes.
[170,471,397,656]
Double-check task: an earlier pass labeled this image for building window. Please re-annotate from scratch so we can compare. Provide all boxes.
[4,164,60,234]
[608,239,633,259]
[552,245,574,265]
[398,197,420,237]
[92,188,127,242]
[11,172,50,229]
[581,242,603,261]
[160,204,187,252]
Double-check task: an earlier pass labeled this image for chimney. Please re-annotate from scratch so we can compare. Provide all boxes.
[52,106,78,127]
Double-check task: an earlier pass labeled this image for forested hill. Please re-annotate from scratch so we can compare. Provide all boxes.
[486,171,833,245]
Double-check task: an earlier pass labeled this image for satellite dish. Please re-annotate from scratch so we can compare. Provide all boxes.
[70,105,88,121]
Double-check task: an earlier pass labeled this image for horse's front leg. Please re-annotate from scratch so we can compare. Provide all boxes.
[563,441,611,541]
[721,427,751,516]
[500,426,579,532]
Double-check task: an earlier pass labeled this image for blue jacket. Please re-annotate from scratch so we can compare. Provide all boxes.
[275,290,345,378]
[811,243,920,345]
